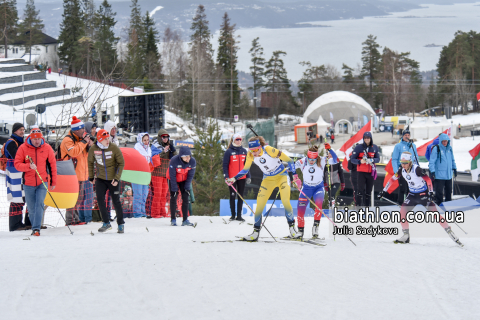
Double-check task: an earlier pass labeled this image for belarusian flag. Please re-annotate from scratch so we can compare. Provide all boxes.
[469,143,480,181]
[416,128,449,162]
[340,120,371,172]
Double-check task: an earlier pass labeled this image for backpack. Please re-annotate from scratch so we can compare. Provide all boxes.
[0,139,18,171]
[55,135,81,170]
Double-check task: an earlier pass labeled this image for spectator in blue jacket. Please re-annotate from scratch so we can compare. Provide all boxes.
[428,133,457,204]
[392,129,418,204]
[222,133,250,222]
[168,146,196,226]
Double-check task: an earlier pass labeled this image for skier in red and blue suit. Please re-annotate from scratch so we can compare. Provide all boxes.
[294,143,337,239]
[223,133,251,222]
[167,146,196,227]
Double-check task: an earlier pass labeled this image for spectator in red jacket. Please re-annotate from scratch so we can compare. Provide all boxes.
[222,133,250,221]
[14,128,57,236]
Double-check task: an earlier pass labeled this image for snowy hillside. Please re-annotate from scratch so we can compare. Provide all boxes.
[0,215,478,320]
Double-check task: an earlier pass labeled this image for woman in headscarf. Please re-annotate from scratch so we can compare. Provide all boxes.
[132,132,151,218]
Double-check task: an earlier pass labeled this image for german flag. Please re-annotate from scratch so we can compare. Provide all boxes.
[120,148,151,185]
[44,160,79,208]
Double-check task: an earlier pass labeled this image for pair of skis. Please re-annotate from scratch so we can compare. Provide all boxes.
[199,236,326,247]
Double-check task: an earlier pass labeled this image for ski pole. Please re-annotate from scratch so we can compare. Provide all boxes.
[292,180,356,246]
[26,155,73,235]
[246,123,259,137]
[228,182,277,242]
[429,200,468,235]
[380,196,401,206]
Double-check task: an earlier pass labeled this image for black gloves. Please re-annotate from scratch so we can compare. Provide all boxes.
[453,169,457,177]
[428,191,435,202]
[430,172,435,181]
[377,191,385,199]
[171,191,178,198]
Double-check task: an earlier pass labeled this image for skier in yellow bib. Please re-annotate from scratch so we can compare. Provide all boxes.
[226,136,302,241]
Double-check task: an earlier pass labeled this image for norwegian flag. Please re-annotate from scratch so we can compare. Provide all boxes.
[340,120,372,172]
[383,159,399,194]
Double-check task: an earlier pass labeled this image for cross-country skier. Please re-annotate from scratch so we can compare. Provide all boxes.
[294,143,337,239]
[378,152,462,246]
[226,136,301,241]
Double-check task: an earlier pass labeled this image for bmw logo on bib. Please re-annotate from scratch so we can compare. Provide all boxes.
[259,158,266,164]
[309,167,315,173]
[406,175,411,180]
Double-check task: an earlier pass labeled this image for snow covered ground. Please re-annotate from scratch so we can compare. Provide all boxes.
[0,215,478,320]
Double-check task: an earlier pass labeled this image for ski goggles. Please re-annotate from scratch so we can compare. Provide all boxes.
[29,129,43,139]
[161,135,170,139]
[307,151,318,159]
[97,129,110,142]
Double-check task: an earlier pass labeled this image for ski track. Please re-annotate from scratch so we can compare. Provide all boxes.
[0,216,478,320]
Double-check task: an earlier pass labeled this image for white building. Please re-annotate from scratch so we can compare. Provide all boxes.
[0,32,59,69]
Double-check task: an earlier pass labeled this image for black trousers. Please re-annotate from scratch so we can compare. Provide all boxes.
[170,181,189,221]
[350,171,358,204]
[95,178,124,225]
[356,172,374,207]
[398,173,409,205]
[229,179,246,218]
[9,202,30,231]
[434,179,452,204]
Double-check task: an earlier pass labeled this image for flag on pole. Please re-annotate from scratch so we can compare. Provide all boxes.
[469,143,480,181]
[383,158,399,194]
[340,120,371,172]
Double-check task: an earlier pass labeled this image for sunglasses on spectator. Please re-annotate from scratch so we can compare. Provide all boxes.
[31,130,41,133]
[235,138,242,141]
[162,136,170,139]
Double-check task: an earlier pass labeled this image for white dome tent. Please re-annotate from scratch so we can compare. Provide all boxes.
[303,91,375,133]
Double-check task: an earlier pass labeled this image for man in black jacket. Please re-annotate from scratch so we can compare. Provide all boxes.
[4,123,31,231]
[351,132,380,207]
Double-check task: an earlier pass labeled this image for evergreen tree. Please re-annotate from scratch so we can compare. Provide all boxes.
[58,0,84,74]
[264,50,294,121]
[125,0,145,82]
[143,12,161,80]
[360,34,382,105]
[79,0,95,76]
[19,0,44,64]
[216,12,240,119]
[189,4,214,126]
[342,63,354,83]
[192,121,229,215]
[0,0,18,58]
[248,37,265,114]
[94,0,118,76]
[298,61,327,105]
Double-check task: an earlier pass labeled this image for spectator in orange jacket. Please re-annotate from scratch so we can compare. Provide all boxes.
[14,128,57,236]
[60,116,94,225]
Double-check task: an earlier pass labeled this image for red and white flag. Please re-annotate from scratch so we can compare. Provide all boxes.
[340,120,372,172]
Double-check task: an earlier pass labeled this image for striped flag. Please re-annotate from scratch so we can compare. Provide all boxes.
[6,159,25,203]
[469,143,480,182]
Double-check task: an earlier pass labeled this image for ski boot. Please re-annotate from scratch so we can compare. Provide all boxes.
[445,227,463,247]
[182,220,196,227]
[98,223,112,233]
[171,219,177,226]
[117,224,124,234]
[312,220,320,239]
[288,222,302,240]
[241,227,260,242]
[394,229,410,244]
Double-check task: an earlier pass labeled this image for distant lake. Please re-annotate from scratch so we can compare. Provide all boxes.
[218,2,480,81]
